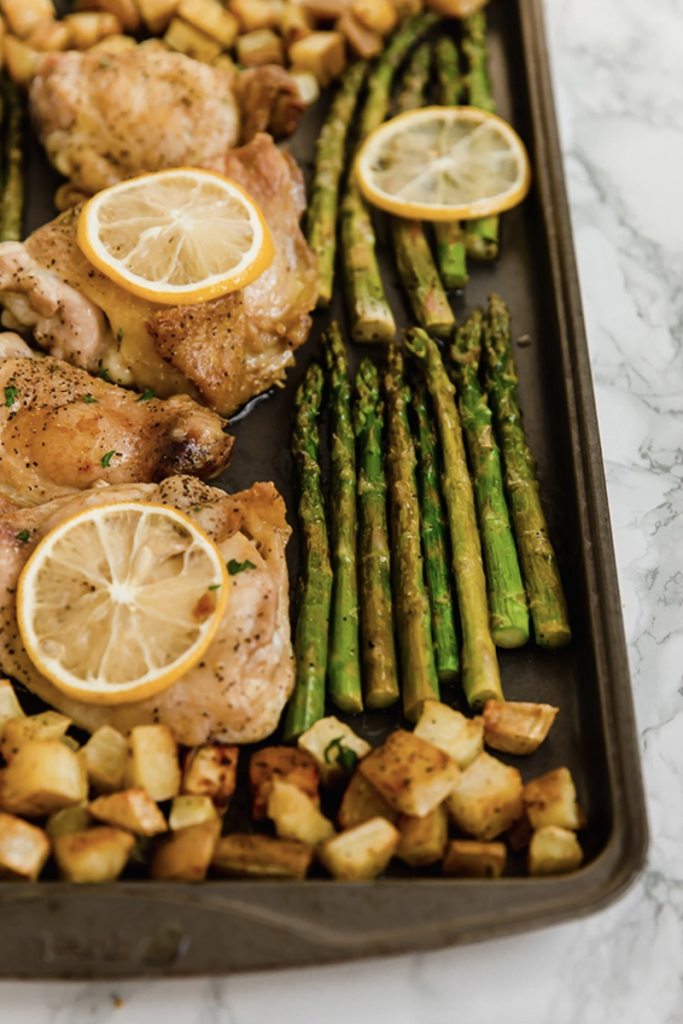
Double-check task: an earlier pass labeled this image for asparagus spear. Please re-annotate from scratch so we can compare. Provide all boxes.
[433,36,468,290]
[0,76,25,243]
[283,364,333,741]
[405,327,503,709]
[354,358,400,708]
[384,345,440,720]
[412,377,460,681]
[451,311,529,648]
[325,321,363,713]
[483,295,571,648]
[306,61,367,308]
[462,11,499,262]
[395,41,432,113]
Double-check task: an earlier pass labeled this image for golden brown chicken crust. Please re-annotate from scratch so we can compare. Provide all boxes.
[236,66,306,144]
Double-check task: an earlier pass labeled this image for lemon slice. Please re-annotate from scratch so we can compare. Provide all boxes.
[355,107,531,221]
[17,502,229,705]
[77,168,274,305]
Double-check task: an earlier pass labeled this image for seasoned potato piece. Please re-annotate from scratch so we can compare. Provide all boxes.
[64,11,122,48]
[74,0,142,33]
[236,28,284,66]
[0,811,50,880]
[359,730,460,818]
[335,10,381,58]
[178,0,239,45]
[298,716,371,786]
[302,0,349,19]
[89,32,138,52]
[150,818,222,880]
[523,767,584,831]
[350,0,396,34]
[288,30,345,87]
[137,0,179,33]
[169,794,218,830]
[45,803,92,839]
[414,701,484,769]
[528,825,583,876]
[280,3,313,44]
[212,833,314,879]
[230,0,283,32]
[81,725,128,794]
[267,779,335,847]
[123,725,180,802]
[89,788,168,836]
[181,743,238,809]
[0,0,56,39]
[442,839,507,878]
[390,0,422,12]
[483,700,559,756]
[0,711,71,762]
[0,740,87,817]
[337,769,397,830]
[53,827,135,883]
[425,0,488,18]
[164,17,222,61]
[396,804,448,867]
[319,817,399,880]
[290,69,320,105]
[0,680,25,738]
[446,751,523,841]
[211,52,238,73]
[249,746,319,820]
[27,19,71,51]
[3,36,40,87]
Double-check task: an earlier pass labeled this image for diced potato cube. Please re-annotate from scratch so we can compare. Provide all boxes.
[89,788,168,836]
[27,19,71,51]
[0,0,55,39]
[289,69,320,105]
[319,817,399,880]
[0,811,50,880]
[3,35,40,87]
[425,0,488,18]
[229,0,283,33]
[168,794,217,830]
[414,701,484,769]
[123,725,180,802]
[73,0,142,33]
[483,699,559,756]
[267,779,335,847]
[0,711,72,762]
[388,0,421,18]
[212,833,313,879]
[337,769,397,830]
[288,30,345,87]
[528,824,584,876]
[359,730,460,818]
[335,9,380,58]
[64,11,122,48]
[53,827,135,882]
[81,725,128,794]
[236,28,284,66]
[302,0,349,19]
[89,32,138,53]
[249,746,319,820]
[164,17,222,61]
[137,0,179,34]
[523,767,584,831]
[181,743,238,809]
[0,679,25,739]
[446,751,523,841]
[137,36,170,50]
[150,818,221,880]
[60,735,81,752]
[298,716,371,786]
[0,740,87,817]
[350,0,395,34]
[45,803,92,839]
[178,0,239,45]
[442,839,507,878]
[396,804,448,867]
[279,3,313,44]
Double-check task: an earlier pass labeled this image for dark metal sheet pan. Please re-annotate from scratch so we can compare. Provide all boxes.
[0,0,647,977]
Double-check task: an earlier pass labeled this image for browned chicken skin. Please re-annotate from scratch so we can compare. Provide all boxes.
[0,333,233,506]
[0,476,294,745]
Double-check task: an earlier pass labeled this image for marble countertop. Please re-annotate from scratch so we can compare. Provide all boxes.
[3,0,682,1018]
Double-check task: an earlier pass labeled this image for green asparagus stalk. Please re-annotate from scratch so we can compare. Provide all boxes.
[433,37,468,289]
[395,41,432,113]
[283,364,333,741]
[392,215,455,339]
[462,11,499,262]
[412,377,460,681]
[325,321,363,712]
[434,36,464,105]
[405,327,503,709]
[0,76,25,243]
[354,358,400,708]
[384,345,440,720]
[451,311,529,647]
[483,295,571,648]
[306,61,367,308]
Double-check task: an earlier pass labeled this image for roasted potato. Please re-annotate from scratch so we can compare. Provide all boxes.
[446,751,523,841]
[442,839,507,878]
[169,794,218,830]
[0,0,56,39]
[280,2,313,44]
[81,725,128,794]
[0,740,88,817]
[335,10,381,59]
[523,767,585,831]
[137,0,179,34]
[164,16,223,61]
[506,812,533,852]
[64,11,122,48]
[0,710,72,762]
[181,743,238,809]
[337,769,397,830]
[74,0,142,33]
[178,0,239,45]
[359,729,460,817]
[123,724,180,802]
[212,833,314,879]
[290,69,320,105]
[396,804,448,867]
[230,0,283,32]
[298,715,371,786]
[45,803,92,839]
[236,28,285,66]
[483,699,559,756]
[53,827,136,882]
[302,0,349,19]
[3,35,40,87]
[350,0,396,34]
[89,32,138,52]
[150,818,222,880]
[248,746,319,820]
[318,817,399,881]
[528,825,583,876]
[89,787,168,836]
[0,679,25,738]
[27,19,71,51]
[0,811,50,880]
[288,30,345,86]
[414,700,484,769]
[267,779,335,847]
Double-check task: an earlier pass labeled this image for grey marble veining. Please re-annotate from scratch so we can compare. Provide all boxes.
[2,0,683,1018]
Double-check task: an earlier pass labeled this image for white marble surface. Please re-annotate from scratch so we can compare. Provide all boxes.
[3,0,683,1018]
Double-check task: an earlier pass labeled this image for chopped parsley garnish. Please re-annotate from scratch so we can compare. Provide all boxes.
[227,558,256,576]
[4,385,18,407]
[208,583,221,591]
[83,393,97,403]
[101,450,117,468]
[135,388,155,402]
[99,367,110,381]
[324,737,358,773]
[116,327,124,343]
[15,529,30,542]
